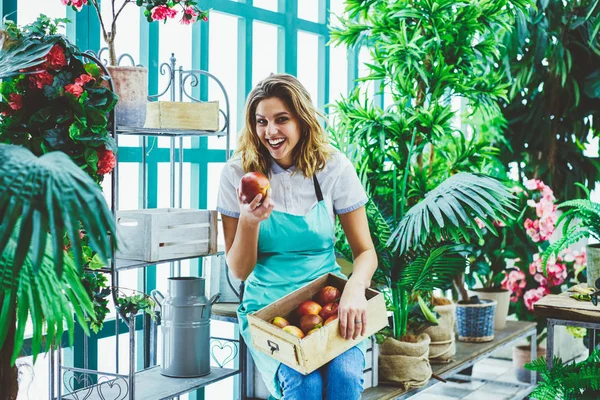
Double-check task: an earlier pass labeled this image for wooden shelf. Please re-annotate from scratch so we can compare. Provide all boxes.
[362,321,537,400]
[61,365,238,400]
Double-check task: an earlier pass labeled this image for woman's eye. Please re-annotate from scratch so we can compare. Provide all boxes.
[276,117,288,123]
[257,119,266,125]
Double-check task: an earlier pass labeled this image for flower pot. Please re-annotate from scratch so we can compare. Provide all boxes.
[513,345,544,382]
[107,66,148,128]
[467,288,510,330]
[586,244,600,289]
[422,303,456,363]
[378,334,432,390]
[455,299,496,342]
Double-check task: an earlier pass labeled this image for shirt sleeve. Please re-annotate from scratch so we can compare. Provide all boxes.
[332,153,368,214]
[217,162,241,218]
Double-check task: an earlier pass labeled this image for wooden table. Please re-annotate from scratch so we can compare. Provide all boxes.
[534,289,600,369]
[362,321,537,400]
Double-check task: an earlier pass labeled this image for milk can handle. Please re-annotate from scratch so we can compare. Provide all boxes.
[150,289,165,308]
[209,293,221,305]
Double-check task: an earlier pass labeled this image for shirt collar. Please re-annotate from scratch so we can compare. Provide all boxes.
[270,161,295,175]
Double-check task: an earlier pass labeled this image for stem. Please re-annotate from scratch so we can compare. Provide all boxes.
[399,127,418,219]
[391,283,409,339]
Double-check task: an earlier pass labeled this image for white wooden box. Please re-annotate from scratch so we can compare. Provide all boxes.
[144,101,220,131]
[247,273,388,375]
[116,208,218,262]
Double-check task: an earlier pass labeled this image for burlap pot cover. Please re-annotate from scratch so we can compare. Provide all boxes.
[423,303,456,363]
[378,333,432,390]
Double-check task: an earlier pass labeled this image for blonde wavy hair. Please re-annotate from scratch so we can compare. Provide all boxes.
[236,74,332,178]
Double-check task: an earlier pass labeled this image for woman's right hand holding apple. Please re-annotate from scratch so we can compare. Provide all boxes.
[237,187,274,226]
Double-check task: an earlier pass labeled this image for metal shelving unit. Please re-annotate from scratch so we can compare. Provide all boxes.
[51,51,243,400]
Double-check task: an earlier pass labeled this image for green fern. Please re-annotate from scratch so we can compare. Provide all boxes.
[526,350,600,400]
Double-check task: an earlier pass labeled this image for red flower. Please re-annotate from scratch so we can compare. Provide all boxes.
[65,84,84,98]
[97,147,116,175]
[151,5,178,21]
[202,16,208,22]
[44,44,68,70]
[8,93,23,111]
[29,70,55,89]
[75,73,95,86]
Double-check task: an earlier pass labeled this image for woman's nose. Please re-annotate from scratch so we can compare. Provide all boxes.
[267,122,278,135]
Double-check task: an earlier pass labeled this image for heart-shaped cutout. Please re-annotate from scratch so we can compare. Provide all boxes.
[97,377,128,400]
[65,373,93,400]
[210,340,238,368]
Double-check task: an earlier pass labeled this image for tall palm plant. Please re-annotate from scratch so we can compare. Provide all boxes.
[0,144,118,398]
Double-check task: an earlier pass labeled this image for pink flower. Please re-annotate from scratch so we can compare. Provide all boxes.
[65,84,84,98]
[44,44,67,70]
[523,287,550,311]
[524,179,541,190]
[180,6,199,25]
[502,269,527,302]
[66,0,88,11]
[29,70,55,89]
[7,93,23,111]
[75,73,94,86]
[524,218,541,242]
[151,5,178,21]
[546,262,567,287]
[474,217,486,229]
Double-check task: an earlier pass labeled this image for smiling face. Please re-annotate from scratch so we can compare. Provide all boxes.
[255,97,302,169]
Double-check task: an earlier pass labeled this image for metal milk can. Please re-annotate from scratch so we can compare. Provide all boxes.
[151,277,220,377]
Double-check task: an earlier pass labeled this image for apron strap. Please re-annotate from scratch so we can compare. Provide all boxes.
[313,175,324,202]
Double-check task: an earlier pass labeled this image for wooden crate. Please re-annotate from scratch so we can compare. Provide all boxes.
[144,101,220,131]
[116,208,218,262]
[247,273,388,375]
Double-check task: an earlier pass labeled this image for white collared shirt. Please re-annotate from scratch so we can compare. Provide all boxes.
[217,148,368,224]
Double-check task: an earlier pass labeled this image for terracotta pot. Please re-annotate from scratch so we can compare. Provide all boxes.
[513,345,544,382]
[106,66,148,128]
[586,244,600,289]
[467,288,510,330]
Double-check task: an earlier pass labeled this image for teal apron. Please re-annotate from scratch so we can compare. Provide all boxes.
[237,175,367,399]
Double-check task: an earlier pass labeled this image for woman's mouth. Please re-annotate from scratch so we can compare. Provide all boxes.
[267,138,286,150]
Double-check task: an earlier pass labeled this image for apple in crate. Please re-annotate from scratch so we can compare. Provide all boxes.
[240,172,270,203]
[297,300,322,318]
[319,302,339,321]
[282,325,305,339]
[271,316,290,328]
[324,315,338,326]
[315,285,341,306]
[300,314,323,334]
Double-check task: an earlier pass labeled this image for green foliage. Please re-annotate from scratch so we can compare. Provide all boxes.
[499,0,600,201]
[525,349,600,399]
[543,185,600,270]
[0,144,118,365]
[329,0,530,339]
[0,16,70,79]
[115,290,157,324]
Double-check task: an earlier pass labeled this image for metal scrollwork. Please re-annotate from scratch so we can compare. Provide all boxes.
[210,337,239,368]
[61,368,130,400]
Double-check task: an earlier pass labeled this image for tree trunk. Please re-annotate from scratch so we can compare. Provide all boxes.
[0,299,18,400]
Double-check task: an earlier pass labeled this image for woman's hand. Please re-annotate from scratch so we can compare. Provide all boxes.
[237,188,275,226]
[338,279,368,340]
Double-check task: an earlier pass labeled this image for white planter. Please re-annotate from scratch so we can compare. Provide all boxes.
[467,288,510,330]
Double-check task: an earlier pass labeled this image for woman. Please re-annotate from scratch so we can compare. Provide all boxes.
[217,74,377,399]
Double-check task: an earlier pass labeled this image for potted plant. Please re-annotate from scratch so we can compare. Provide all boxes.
[544,184,600,289]
[61,0,209,127]
[0,144,118,398]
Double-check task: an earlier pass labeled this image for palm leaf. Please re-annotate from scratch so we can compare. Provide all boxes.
[388,173,516,255]
[0,225,94,364]
[398,244,469,292]
[0,144,118,278]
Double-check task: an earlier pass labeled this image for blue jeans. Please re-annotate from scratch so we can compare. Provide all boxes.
[277,346,364,400]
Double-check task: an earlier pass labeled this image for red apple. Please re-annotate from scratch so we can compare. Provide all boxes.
[239,172,270,203]
[297,300,322,318]
[319,302,339,321]
[282,325,305,339]
[315,285,341,306]
[300,314,323,334]
[271,316,290,328]
[324,315,338,325]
